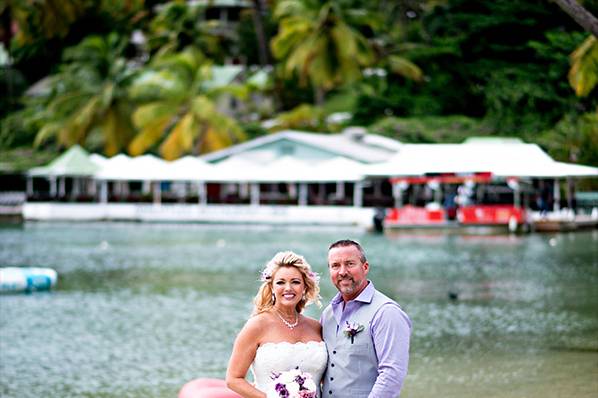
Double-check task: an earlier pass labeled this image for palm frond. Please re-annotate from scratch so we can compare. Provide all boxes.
[569,35,598,97]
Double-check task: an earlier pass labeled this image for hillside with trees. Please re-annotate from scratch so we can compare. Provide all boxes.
[1,0,597,173]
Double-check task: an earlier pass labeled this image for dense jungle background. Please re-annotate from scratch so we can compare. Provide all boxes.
[1,0,597,175]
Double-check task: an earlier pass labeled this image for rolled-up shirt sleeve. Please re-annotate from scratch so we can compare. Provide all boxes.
[369,303,411,398]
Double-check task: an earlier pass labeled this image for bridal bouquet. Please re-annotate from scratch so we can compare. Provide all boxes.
[267,368,317,398]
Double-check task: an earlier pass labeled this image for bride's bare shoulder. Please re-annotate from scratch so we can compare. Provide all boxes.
[236,312,276,344]
[244,311,276,330]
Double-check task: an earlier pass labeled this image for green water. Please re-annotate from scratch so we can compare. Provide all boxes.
[1,223,597,398]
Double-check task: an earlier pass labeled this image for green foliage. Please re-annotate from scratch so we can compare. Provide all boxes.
[369,115,490,143]
[482,29,594,135]
[145,1,233,62]
[31,33,139,155]
[6,0,145,84]
[269,104,326,132]
[569,35,598,97]
[0,147,56,173]
[1,0,597,175]
[352,0,597,137]
[127,46,246,159]
[0,66,27,117]
[271,0,374,93]
[538,111,598,167]
[239,122,270,141]
[0,107,38,149]
[236,7,277,65]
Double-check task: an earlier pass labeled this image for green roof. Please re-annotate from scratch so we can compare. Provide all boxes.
[202,65,244,90]
[247,69,270,89]
[28,145,100,176]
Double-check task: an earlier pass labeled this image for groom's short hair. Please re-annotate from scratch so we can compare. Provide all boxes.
[328,239,367,263]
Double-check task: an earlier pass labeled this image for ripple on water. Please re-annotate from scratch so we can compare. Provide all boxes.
[0,289,252,397]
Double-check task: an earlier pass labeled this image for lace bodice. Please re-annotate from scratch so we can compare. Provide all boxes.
[251,341,328,393]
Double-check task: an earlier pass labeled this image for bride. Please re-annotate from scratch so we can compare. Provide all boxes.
[226,251,328,397]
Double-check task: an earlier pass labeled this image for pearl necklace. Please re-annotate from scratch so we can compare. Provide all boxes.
[275,308,299,329]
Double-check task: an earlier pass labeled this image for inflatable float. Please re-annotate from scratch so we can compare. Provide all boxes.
[179,378,241,398]
[0,267,58,293]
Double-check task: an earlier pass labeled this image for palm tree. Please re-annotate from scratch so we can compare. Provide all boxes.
[569,35,598,97]
[127,46,246,160]
[1,0,87,46]
[271,0,375,104]
[250,0,270,66]
[145,1,230,62]
[33,33,138,155]
[271,0,423,105]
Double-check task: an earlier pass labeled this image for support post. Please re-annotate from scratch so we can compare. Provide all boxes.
[392,182,403,208]
[353,181,363,207]
[250,183,260,206]
[26,177,33,197]
[153,181,162,205]
[100,181,108,203]
[298,183,308,206]
[198,182,207,205]
[553,178,561,212]
[336,181,345,200]
[50,177,57,198]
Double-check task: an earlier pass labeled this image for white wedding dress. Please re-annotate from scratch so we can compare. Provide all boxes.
[251,341,328,395]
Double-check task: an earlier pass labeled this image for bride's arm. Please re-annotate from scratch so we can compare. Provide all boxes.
[226,317,266,398]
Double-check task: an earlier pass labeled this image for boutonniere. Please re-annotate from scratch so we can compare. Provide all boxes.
[343,321,365,344]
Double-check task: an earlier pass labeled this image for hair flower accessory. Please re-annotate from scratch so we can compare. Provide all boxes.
[260,262,277,282]
[259,264,320,284]
[343,321,365,344]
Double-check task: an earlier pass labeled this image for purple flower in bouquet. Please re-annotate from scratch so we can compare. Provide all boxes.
[267,368,317,398]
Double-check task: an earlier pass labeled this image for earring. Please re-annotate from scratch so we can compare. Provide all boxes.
[272,293,276,304]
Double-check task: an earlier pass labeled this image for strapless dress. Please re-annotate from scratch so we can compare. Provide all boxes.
[251,341,328,395]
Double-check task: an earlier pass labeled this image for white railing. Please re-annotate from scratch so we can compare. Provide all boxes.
[23,202,375,228]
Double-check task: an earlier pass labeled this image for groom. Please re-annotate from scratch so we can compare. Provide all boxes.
[320,239,411,398]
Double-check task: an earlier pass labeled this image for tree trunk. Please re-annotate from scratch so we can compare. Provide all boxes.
[314,86,325,106]
[0,5,12,48]
[552,0,598,37]
[251,0,269,66]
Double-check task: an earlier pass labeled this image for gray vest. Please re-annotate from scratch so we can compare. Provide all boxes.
[321,289,398,398]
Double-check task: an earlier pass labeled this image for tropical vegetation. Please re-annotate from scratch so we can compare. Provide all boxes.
[1,0,597,173]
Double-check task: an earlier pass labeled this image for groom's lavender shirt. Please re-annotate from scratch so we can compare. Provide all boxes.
[321,282,411,398]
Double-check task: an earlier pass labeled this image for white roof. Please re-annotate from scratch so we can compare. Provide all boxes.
[493,161,598,178]
[314,157,365,182]
[205,156,265,182]
[200,129,401,164]
[364,142,597,178]
[167,156,215,181]
[95,154,170,181]
[89,153,108,166]
[202,155,365,182]
[256,156,364,182]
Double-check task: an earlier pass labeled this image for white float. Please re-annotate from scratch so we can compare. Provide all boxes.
[0,267,58,293]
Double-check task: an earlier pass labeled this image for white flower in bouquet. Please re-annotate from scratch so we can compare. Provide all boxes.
[266,368,317,398]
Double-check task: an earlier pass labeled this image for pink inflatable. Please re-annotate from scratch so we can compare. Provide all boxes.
[179,378,242,398]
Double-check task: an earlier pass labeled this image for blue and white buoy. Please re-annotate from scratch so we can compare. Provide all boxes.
[0,267,58,293]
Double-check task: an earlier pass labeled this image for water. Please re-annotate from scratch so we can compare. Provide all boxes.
[1,223,597,398]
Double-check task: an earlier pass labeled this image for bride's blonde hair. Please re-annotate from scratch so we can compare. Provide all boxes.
[253,251,321,315]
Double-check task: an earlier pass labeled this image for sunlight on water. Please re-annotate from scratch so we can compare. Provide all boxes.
[1,223,597,398]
